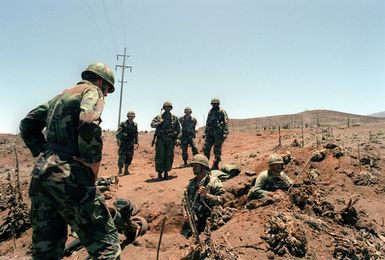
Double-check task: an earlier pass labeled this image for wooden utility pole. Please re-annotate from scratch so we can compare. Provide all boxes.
[115,47,132,129]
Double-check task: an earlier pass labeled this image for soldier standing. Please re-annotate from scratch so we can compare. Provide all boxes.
[150,101,181,180]
[181,154,226,237]
[203,98,229,170]
[19,63,121,259]
[178,106,199,166]
[116,111,138,175]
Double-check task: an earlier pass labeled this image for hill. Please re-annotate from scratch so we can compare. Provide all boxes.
[369,111,385,118]
[229,109,385,132]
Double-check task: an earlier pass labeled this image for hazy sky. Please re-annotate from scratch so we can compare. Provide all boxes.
[1,0,384,134]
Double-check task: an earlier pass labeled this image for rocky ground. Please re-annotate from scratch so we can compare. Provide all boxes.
[0,121,384,259]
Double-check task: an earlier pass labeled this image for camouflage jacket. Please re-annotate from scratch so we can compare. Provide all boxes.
[205,108,229,136]
[183,172,226,219]
[20,80,105,165]
[150,112,181,140]
[248,170,293,199]
[116,120,138,145]
[178,115,197,138]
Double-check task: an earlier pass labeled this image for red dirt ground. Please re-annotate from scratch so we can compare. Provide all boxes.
[0,121,384,259]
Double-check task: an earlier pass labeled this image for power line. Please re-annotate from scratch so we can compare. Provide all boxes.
[115,47,133,128]
[81,0,105,50]
[118,0,129,46]
[102,0,118,52]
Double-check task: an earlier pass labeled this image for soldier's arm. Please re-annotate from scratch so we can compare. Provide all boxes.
[281,172,293,185]
[134,122,139,144]
[116,122,124,141]
[247,172,268,200]
[174,116,181,137]
[77,87,104,164]
[150,115,162,128]
[206,177,226,206]
[19,103,49,157]
[222,110,229,135]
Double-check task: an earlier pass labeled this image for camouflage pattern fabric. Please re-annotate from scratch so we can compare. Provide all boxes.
[181,171,226,237]
[178,115,198,161]
[247,170,293,200]
[203,107,229,161]
[116,120,138,168]
[20,80,121,259]
[150,112,181,172]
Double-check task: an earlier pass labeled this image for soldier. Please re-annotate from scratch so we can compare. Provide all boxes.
[19,63,121,259]
[116,111,138,175]
[181,154,226,238]
[178,106,199,166]
[150,101,181,180]
[247,154,293,201]
[202,98,229,170]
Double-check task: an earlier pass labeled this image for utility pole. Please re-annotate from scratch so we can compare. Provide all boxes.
[115,47,132,129]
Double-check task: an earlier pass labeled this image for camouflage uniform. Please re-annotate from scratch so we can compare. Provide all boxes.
[178,115,198,164]
[150,110,181,177]
[203,105,229,168]
[20,77,120,259]
[247,170,293,200]
[181,171,226,237]
[116,120,138,175]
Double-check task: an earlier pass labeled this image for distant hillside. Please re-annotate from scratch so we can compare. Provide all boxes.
[369,111,385,118]
[229,109,385,132]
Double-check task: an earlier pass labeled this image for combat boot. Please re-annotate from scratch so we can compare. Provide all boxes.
[183,159,188,167]
[118,167,123,176]
[211,159,219,170]
[124,165,129,175]
[157,171,163,180]
[163,171,169,180]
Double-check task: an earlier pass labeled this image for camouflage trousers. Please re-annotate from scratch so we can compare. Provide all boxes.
[203,134,225,161]
[118,143,134,167]
[181,135,198,161]
[29,161,121,260]
[155,136,175,172]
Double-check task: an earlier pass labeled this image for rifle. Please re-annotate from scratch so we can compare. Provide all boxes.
[151,108,163,147]
[182,189,203,247]
[278,180,331,191]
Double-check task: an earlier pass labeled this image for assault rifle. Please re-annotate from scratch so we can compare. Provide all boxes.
[182,189,203,247]
[274,181,331,191]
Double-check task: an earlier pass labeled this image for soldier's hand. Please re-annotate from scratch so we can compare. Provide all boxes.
[197,186,208,198]
[73,156,100,181]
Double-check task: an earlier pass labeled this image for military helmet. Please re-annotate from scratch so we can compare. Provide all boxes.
[127,111,135,118]
[210,98,220,105]
[268,154,284,165]
[163,101,173,109]
[184,106,192,114]
[190,154,210,169]
[81,63,115,93]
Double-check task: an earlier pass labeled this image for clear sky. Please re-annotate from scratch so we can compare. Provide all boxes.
[1,0,384,134]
